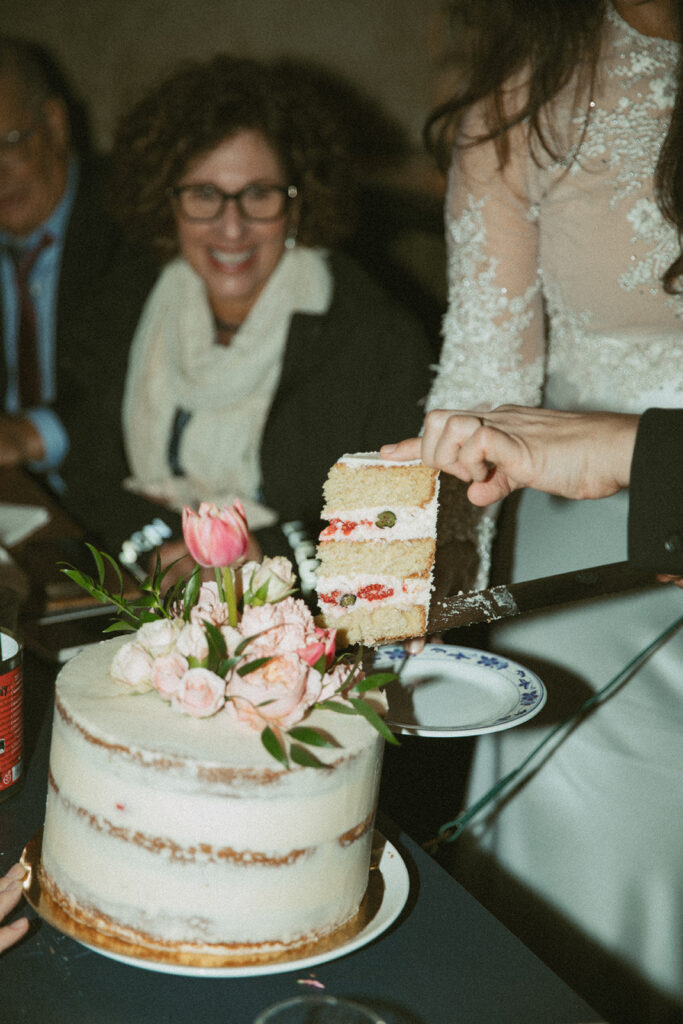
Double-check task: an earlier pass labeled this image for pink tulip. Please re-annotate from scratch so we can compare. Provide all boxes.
[182,501,249,568]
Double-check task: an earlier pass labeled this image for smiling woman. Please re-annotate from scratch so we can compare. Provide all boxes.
[107,54,433,576]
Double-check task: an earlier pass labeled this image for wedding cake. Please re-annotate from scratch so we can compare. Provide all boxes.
[40,636,384,960]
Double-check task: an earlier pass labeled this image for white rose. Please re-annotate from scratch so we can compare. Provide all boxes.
[110,642,154,692]
[176,622,210,663]
[137,618,182,657]
[242,557,296,604]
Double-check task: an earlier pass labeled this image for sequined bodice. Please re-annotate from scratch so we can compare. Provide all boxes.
[429,6,683,416]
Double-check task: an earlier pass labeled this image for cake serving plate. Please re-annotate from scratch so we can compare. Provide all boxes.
[21,829,409,977]
[373,643,547,737]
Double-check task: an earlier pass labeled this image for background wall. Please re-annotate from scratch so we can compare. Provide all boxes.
[2,0,444,154]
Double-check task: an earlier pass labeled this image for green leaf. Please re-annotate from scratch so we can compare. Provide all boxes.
[100,550,125,595]
[182,565,201,620]
[60,566,95,591]
[313,653,327,675]
[315,699,357,715]
[290,744,327,769]
[348,696,399,745]
[103,621,135,633]
[353,671,397,693]
[261,726,289,768]
[246,580,270,606]
[235,633,259,656]
[237,656,272,676]
[287,726,336,748]
[204,620,227,665]
[85,543,106,586]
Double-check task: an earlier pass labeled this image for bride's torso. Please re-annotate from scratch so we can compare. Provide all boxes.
[533,6,682,411]
[437,5,683,416]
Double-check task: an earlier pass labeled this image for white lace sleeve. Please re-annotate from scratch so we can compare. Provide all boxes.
[429,113,547,591]
[428,112,546,414]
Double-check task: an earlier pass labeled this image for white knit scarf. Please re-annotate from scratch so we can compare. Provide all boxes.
[122,247,332,529]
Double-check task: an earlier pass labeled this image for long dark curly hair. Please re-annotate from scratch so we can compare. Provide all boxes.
[111,55,361,261]
[425,0,683,292]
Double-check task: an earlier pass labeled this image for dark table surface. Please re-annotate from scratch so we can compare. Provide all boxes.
[0,654,603,1024]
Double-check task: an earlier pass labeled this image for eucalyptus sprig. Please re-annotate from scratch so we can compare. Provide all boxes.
[60,544,200,633]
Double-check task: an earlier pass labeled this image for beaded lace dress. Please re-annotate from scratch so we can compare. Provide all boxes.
[433,8,683,1020]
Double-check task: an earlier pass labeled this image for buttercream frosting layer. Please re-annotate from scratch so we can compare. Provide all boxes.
[41,638,384,954]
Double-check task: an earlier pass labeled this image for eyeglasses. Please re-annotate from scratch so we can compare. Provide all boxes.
[0,122,41,165]
[169,182,298,223]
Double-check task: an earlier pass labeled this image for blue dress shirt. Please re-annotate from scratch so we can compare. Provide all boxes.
[0,157,79,482]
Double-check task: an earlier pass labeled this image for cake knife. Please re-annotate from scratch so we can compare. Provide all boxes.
[428,560,657,632]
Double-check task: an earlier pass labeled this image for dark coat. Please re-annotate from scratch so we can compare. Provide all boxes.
[62,249,433,563]
[628,407,683,574]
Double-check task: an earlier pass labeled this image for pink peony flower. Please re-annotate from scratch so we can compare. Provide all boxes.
[176,622,210,663]
[223,694,270,733]
[137,618,183,657]
[110,641,155,692]
[182,500,249,568]
[239,597,317,658]
[152,652,189,700]
[172,667,226,717]
[190,581,230,627]
[226,652,323,731]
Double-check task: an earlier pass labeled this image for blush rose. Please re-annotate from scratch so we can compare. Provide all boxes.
[171,667,226,717]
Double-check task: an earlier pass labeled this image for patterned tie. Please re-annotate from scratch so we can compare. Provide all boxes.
[10,233,53,409]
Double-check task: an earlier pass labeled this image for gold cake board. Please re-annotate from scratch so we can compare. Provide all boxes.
[21,828,388,971]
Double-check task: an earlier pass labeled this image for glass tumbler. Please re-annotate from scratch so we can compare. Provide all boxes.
[253,994,384,1024]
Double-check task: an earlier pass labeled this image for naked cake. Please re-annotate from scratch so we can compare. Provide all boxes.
[39,635,385,961]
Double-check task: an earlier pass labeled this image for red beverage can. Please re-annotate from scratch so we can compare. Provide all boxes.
[0,629,23,802]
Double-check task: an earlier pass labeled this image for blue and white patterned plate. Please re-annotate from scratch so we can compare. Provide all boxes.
[371,643,547,737]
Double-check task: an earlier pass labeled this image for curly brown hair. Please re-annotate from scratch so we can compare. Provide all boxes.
[111,54,360,261]
[426,0,683,292]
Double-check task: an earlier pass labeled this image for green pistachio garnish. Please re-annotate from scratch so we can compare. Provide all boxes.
[339,593,357,607]
[375,510,397,529]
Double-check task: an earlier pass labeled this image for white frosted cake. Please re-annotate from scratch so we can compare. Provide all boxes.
[40,636,384,960]
[316,453,440,646]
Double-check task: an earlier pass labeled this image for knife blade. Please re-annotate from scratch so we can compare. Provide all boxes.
[428,560,657,633]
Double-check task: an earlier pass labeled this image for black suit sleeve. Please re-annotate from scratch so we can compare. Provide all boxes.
[628,408,683,573]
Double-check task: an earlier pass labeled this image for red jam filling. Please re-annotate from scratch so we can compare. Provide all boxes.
[357,583,394,601]
[320,518,374,539]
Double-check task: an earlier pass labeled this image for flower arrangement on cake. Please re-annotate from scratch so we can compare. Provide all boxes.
[61,500,397,769]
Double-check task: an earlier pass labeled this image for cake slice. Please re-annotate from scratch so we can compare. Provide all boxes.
[315,453,440,646]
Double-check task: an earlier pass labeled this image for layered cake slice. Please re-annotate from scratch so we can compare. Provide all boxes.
[316,453,440,646]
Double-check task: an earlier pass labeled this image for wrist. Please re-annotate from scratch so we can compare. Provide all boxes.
[616,414,639,489]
